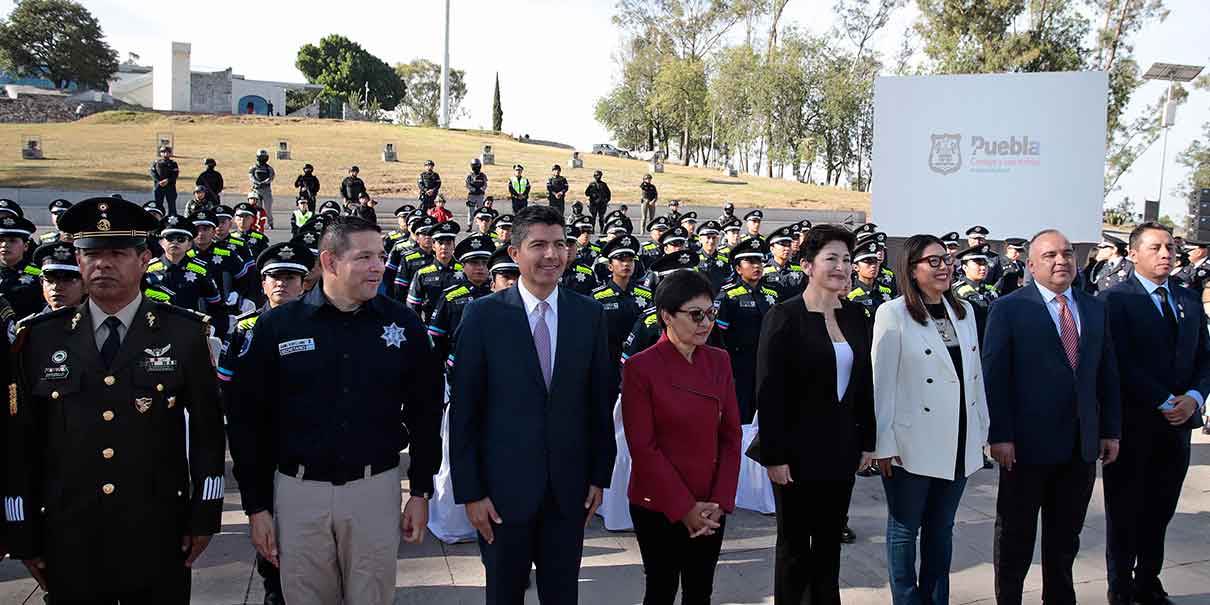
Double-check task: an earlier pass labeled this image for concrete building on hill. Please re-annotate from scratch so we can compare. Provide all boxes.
[109,42,320,116]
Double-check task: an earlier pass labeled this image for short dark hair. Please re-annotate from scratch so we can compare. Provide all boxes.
[897,234,967,325]
[511,205,565,246]
[799,224,855,264]
[654,270,714,329]
[319,216,381,257]
[1129,221,1172,250]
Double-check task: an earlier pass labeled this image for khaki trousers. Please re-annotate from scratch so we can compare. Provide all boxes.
[274,466,401,605]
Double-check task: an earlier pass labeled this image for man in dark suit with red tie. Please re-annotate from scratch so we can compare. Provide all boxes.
[449,205,618,604]
[1101,222,1210,605]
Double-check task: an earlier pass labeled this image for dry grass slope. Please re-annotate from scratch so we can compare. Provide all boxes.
[0,112,869,211]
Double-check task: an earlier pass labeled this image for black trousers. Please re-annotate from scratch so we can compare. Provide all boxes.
[589,203,608,232]
[1103,421,1191,596]
[257,552,283,595]
[478,487,584,605]
[630,504,725,605]
[511,198,528,214]
[993,453,1096,605]
[154,185,178,216]
[548,198,565,216]
[773,478,852,605]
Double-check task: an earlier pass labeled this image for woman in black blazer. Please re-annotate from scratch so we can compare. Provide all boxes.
[755,224,876,605]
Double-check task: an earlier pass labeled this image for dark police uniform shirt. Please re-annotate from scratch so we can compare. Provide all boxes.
[383,239,418,293]
[1094,257,1135,294]
[228,229,269,259]
[698,249,733,293]
[953,276,999,310]
[189,243,253,308]
[592,280,654,366]
[714,278,778,423]
[427,280,492,369]
[877,266,899,297]
[224,286,442,515]
[217,306,265,386]
[764,258,806,302]
[638,240,662,266]
[848,277,893,314]
[577,242,601,265]
[383,230,410,254]
[561,261,599,296]
[546,175,569,206]
[392,247,435,300]
[144,255,229,332]
[0,261,43,320]
[5,299,225,598]
[995,258,1026,295]
[621,307,661,364]
[406,259,464,324]
[418,171,442,202]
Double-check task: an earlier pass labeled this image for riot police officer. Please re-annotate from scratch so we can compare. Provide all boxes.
[764,225,806,301]
[418,160,442,210]
[428,234,495,366]
[465,159,489,222]
[406,221,463,323]
[151,145,180,214]
[714,237,778,423]
[293,163,320,211]
[591,234,653,365]
[546,164,569,215]
[249,149,276,228]
[585,170,611,231]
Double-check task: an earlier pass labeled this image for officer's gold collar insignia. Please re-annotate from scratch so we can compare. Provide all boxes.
[146,312,156,329]
[70,311,81,331]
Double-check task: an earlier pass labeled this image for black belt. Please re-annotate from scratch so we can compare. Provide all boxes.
[278,460,397,486]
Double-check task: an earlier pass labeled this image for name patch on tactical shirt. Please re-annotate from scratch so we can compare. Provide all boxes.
[42,365,69,380]
[739,299,756,308]
[278,338,316,356]
[602,302,619,310]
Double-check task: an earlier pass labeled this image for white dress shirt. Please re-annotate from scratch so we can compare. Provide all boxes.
[90,295,143,350]
[517,277,558,365]
[1034,281,1081,336]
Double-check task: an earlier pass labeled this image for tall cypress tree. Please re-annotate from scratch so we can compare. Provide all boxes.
[492,72,503,132]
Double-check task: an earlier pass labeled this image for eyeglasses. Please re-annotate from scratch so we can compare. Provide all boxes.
[164,235,190,244]
[678,307,718,324]
[913,254,956,268]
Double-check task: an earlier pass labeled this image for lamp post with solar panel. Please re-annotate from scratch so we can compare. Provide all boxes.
[1142,62,1204,206]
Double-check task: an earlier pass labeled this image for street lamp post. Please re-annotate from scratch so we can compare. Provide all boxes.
[1142,62,1204,210]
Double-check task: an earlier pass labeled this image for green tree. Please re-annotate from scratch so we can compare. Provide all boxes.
[613,0,761,61]
[1177,77,1210,231]
[492,73,503,131]
[0,0,118,89]
[651,57,710,165]
[296,35,405,109]
[395,59,468,127]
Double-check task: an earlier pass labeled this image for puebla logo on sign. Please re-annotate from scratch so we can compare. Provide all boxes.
[928,133,962,175]
[930,134,1042,175]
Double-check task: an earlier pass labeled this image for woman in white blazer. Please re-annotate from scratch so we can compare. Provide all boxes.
[872,234,990,605]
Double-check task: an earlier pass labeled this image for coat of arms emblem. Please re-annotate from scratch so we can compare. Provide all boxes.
[928,133,963,176]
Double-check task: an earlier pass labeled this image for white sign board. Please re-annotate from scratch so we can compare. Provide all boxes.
[872,71,1107,243]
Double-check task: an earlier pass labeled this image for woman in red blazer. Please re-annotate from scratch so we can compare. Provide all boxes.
[622,270,742,605]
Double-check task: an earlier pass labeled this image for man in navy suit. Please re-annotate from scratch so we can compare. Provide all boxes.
[449,205,618,604]
[983,229,1121,605]
[1100,221,1210,605]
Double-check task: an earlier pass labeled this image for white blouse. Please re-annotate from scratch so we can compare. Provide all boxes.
[833,341,854,402]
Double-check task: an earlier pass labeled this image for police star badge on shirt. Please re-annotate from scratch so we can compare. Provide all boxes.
[381,323,407,348]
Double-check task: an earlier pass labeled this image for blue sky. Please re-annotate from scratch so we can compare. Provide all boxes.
[7,0,1207,218]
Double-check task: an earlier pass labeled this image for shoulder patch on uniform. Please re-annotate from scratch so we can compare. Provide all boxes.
[405,251,422,261]
[592,287,615,300]
[444,285,470,301]
[143,288,172,302]
[22,265,42,276]
[956,284,975,296]
[236,315,260,331]
[634,287,653,298]
[726,286,747,298]
[847,288,865,300]
[146,261,165,273]
[643,311,659,327]
[417,264,437,275]
[214,247,231,256]
[760,287,778,297]
[15,306,73,332]
[575,264,593,275]
[186,262,209,275]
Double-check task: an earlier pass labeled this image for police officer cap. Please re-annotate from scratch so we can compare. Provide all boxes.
[489,247,519,275]
[394,204,416,218]
[471,158,482,167]
[854,241,881,263]
[797,219,813,231]
[1185,239,1210,249]
[319,200,342,216]
[768,226,798,246]
[602,234,640,259]
[431,221,461,240]
[48,199,73,215]
[855,232,887,248]
[0,198,24,218]
[190,208,218,228]
[215,205,235,220]
[646,216,671,232]
[491,214,514,230]
[1004,237,1028,250]
[143,200,166,216]
[565,224,581,241]
[58,198,159,249]
[853,223,877,236]
[573,215,595,233]
[604,208,628,222]
[659,226,689,246]
[295,229,321,254]
[258,241,315,276]
[605,217,631,235]
[698,220,722,236]
[424,159,435,167]
[33,241,79,274]
[730,237,768,265]
[743,209,763,222]
[722,217,742,232]
[233,202,257,217]
[307,215,329,235]
[193,185,207,194]
[159,214,197,239]
[413,215,439,235]
[679,211,698,225]
[474,207,497,221]
[456,234,494,261]
[0,215,36,238]
[966,225,990,237]
[940,231,960,247]
[956,244,990,262]
[649,250,700,276]
[406,210,428,230]
[1099,233,1127,252]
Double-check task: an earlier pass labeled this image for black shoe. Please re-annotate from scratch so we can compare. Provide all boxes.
[983,455,995,469]
[857,464,878,477]
[264,591,285,605]
[1107,590,1132,605]
[841,526,856,544]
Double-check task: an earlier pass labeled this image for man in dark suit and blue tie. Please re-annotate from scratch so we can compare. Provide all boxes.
[982,229,1122,605]
[449,205,618,604]
[1100,221,1210,605]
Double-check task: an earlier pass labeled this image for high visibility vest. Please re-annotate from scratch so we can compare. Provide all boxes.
[293,210,313,226]
[510,176,529,195]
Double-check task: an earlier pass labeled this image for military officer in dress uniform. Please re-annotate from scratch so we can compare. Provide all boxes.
[38,199,73,245]
[696,220,732,292]
[145,214,230,332]
[621,251,702,364]
[764,225,806,301]
[406,221,463,323]
[5,197,226,602]
[591,235,654,366]
[952,243,998,342]
[1091,233,1134,295]
[848,240,893,313]
[714,237,778,423]
[995,237,1028,295]
[33,241,85,314]
[428,234,495,368]
[561,225,599,297]
[0,215,44,319]
[741,209,764,244]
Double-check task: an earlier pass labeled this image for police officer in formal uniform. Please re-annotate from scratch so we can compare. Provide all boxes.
[719,217,743,257]
[231,202,270,259]
[764,225,806,301]
[427,234,495,367]
[995,237,1027,295]
[665,199,682,224]
[383,204,416,253]
[546,164,569,216]
[0,215,44,319]
[188,208,252,314]
[6,196,226,602]
[620,251,702,364]
[574,215,601,264]
[952,243,998,341]
[406,221,463,323]
[418,160,442,210]
[658,225,690,257]
[1091,233,1134,294]
[389,215,438,299]
[848,240,893,313]
[639,216,670,265]
[561,225,599,297]
[696,220,732,292]
[679,212,701,250]
[470,206,497,237]
[33,241,85,314]
[940,231,961,255]
[741,209,764,244]
[384,212,429,293]
[964,225,1002,286]
[491,213,515,248]
[594,218,635,284]
[714,237,777,424]
[591,235,653,365]
[508,164,531,214]
[215,240,314,605]
[39,199,73,245]
[145,215,230,332]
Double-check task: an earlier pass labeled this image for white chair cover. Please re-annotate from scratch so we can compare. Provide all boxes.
[427,384,477,544]
[734,412,776,514]
[597,396,634,531]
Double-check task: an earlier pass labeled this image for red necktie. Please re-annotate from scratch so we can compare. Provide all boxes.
[1056,293,1079,370]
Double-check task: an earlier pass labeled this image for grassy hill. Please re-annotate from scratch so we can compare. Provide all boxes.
[0,111,869,211]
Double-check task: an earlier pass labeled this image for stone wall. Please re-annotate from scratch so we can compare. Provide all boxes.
[190,69,232,114]
[0,96,119,123]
